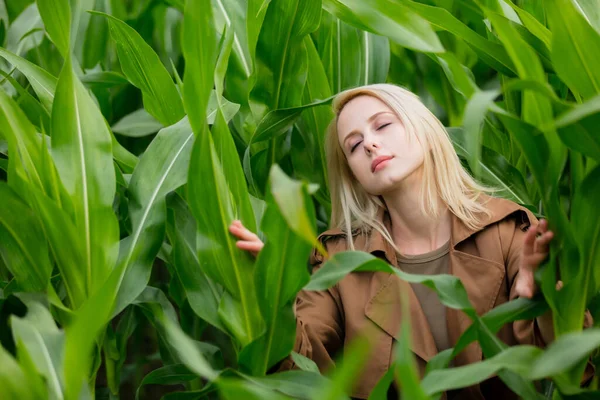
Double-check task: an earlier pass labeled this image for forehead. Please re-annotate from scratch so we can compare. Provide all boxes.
[337,95,394,139]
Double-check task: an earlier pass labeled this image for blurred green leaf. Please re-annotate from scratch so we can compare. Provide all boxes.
[0,344,45,400]
[394,292,430,400]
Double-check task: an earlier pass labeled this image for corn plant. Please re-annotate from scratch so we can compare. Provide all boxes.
[0,0,599,399]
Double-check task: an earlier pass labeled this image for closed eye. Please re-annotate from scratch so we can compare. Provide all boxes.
[377,122,391,131]
[350,141,362,153]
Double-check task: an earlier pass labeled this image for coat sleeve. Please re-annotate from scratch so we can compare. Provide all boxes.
[500,209,550,347]
[277,237,346,374]
[501,209,594,381]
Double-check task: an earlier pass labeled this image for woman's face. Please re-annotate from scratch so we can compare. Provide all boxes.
[337,95,425,196]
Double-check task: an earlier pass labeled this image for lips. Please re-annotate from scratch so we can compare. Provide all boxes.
[371,155,394,173]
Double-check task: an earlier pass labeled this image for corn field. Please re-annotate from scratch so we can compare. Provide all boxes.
[1,0,600,399]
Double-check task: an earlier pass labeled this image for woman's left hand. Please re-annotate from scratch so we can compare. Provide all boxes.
[515,219,554,299]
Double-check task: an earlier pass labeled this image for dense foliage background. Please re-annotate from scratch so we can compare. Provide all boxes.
[1,0,600,398]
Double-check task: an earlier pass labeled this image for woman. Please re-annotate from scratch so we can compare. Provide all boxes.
[229,84,560,399]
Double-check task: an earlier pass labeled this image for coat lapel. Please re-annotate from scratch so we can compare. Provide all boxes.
[355,219,438,362]
[356,195,526,364]
[365,271,438,361]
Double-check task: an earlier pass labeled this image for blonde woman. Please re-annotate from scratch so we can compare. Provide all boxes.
[229,84,566,399]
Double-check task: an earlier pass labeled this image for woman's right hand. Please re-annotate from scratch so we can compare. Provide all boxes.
[229,220,264,258]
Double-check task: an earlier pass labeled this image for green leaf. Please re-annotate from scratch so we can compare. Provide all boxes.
[181,0,218,135]
[82,0,110,69]
[290,352,320,374]
[421,345,541,395]
[461,89,499,179]
[571,166,600,301]
[27,184,88,307]
[239,167,314,375]
[306,251,473,312]
[0,89,45,193]
[315,13,389,93]
[487,11,565,181]
[449,127,532,205]
[251,97,334,145]
[187,123,264,346]
[112,116,195,316]
[311,335,372,399]
[323,0,443,54]
[159,314,219,381]
[505,0,551,48]
[421,329,600,395]
[211,107,256,233]
[11,302,65,400]
[0,344,45,400]
[51,55,119,298]
[394,292,430,400]
[250,0,322,117]
[36,0,71,56]
[97,12,185,125]
[5,3,44,56]
[136,364,197,400]
[555,95,600,160]
[0,68,50,133]
[0,47,57,112]
[166,194,226,333]
[111,108,164,138]
[80,71,129,88]
[403,1,516,75]
[545,0,600,99]
[0,183,52,292]
[295,36,333,209]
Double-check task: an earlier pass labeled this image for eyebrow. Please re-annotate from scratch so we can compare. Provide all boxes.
[342,111,394,147]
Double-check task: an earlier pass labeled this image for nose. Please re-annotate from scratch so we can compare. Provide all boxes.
[363,135,379,155]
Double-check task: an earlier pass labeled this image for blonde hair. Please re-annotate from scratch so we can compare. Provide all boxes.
[325,83,493,250]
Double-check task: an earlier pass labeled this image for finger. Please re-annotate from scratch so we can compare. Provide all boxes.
[229,224,259,241]
[238,224,260,241]
[537,219,548,234]
[533,231,553,254]
[236,240,264,252]
[522,225,538,257]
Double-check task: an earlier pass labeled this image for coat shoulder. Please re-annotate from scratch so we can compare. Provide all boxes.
[309,227,356,266]
[480,194,538,231]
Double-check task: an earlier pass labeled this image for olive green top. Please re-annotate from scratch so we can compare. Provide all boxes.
[397,241,451,352]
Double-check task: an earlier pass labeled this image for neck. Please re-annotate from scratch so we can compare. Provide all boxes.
[382,183,451,255]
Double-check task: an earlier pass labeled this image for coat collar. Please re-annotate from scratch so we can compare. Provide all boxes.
[318,195,528,363]
[319,194,526,258]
